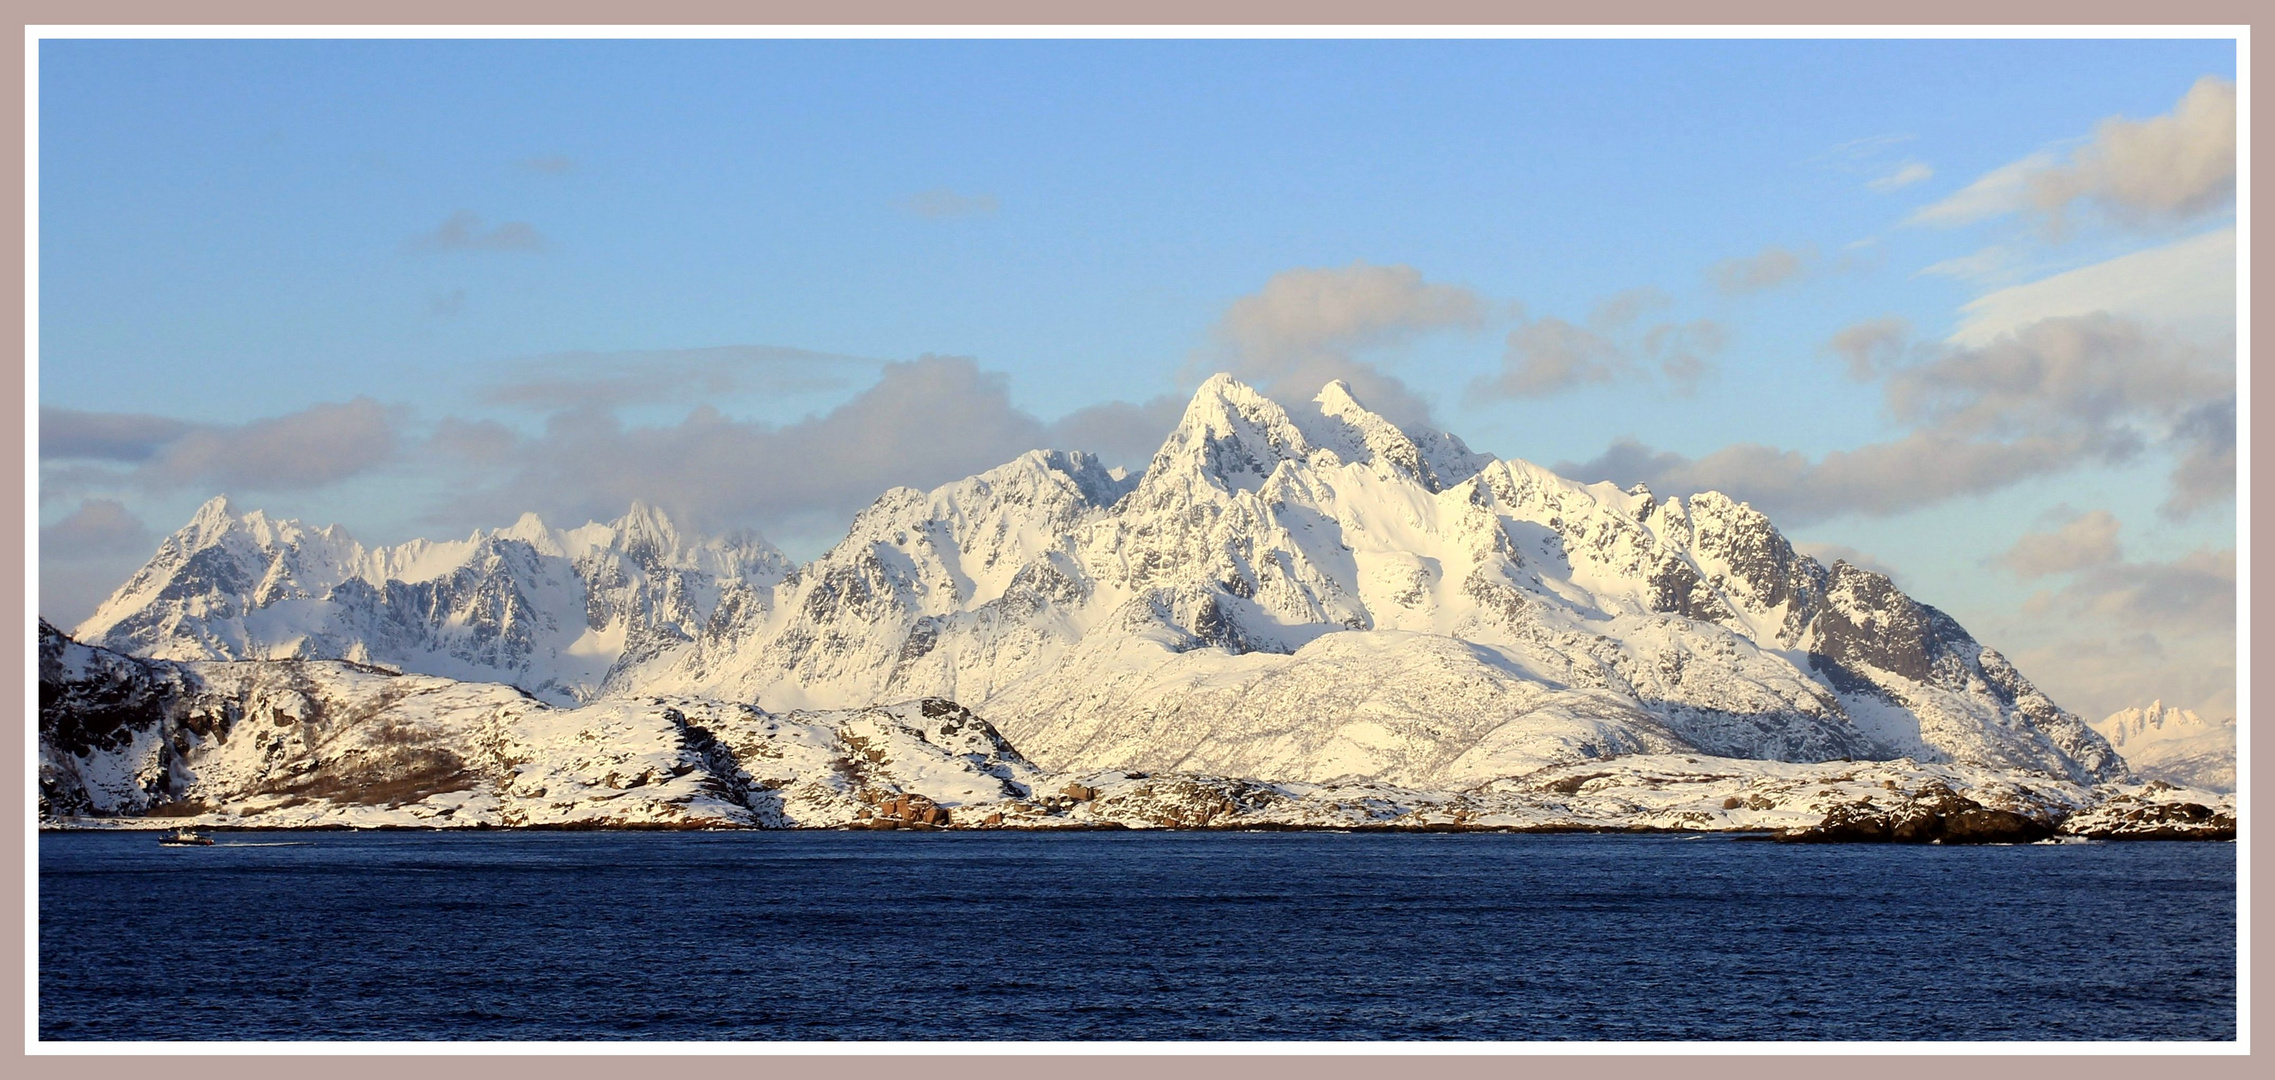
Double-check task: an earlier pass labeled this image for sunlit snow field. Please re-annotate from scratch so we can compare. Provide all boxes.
[39,830,2234,1041]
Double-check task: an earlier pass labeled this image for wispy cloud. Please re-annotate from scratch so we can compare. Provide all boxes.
[41,399,403,493]
[1475,289,1723,400]
[1707,245,1813,295]
[521,155,576,175]
[39,407,195,462]
[40,499,152,557]
[411,211,549,253]
[479,344,882,412]
[1814,133,1933,194]
[39,500,158,629]
[1918,244,2026,285]
[1907,153,2058,228]
[1865,161,1934,192]
[897,189,1000,219]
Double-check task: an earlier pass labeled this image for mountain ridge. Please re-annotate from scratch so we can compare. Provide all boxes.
[66,374,2124,789]
[2092,700,2236,792]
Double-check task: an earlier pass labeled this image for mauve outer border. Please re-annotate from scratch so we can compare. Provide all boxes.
[3,3,2258,1075]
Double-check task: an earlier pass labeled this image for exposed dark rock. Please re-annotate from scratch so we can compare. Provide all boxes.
[2061,797,2237,841]
[1776,783,2056,844]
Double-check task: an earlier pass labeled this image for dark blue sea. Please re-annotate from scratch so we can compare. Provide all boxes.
[39,830,2235,1042]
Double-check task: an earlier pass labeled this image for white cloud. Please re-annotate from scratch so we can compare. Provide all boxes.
[1823,316,1912,381]
[1996,509,2121,578]
[430,356,1179,546]
[1989,510,2235,721]
[1197,261,1485,426]
[1560,429,2095,526]
[1909,76,2235,232]
[144,399,402,492]
[2029,76,2237,226]
[1486,317,1627,397]
[1886,315,2228,443]
[2008,629,2234,731]
[1947,226,2235,346]
[1560,313,2232,523]
[1791,541,1907,587]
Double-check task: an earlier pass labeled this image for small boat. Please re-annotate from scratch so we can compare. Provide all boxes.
[158,827,214,846]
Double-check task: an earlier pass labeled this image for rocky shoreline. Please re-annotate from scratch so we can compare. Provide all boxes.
[44,770,2234,843]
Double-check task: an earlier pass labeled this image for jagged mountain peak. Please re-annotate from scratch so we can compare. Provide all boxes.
[73,497,791,705]
[495,510,553,545]
[2094,700,2228,743]
[1139,373,1495,499]
[187,492,236,531]
[1143,373,1318,494]
[610,499,680,552]
[1300,379,1481,493]
[174,495,353,551]
[2090,699,2236,792]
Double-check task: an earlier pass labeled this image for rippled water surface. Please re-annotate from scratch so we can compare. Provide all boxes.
[40,830,2234,1041]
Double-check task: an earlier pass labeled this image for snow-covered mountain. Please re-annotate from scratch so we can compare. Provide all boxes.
[68,374,2124,789]
[2091,701,2236,792]
[74,499,786,706]
[651,374,2120,785]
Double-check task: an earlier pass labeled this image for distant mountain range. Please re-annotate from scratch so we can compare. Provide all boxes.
[2093,701,2236,792]
[44,374,2216,837]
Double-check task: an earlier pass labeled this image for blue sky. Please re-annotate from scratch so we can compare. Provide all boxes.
[35,36,2240,721]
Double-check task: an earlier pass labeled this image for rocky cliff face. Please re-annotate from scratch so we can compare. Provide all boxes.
[64,375,2124,788]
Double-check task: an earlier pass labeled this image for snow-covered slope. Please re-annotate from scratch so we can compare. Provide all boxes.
[39,620,1038,828]
[43,623,2229,839]
[72,375,2124,788]
[74,499,786,706]
[2091,701,2236,792]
